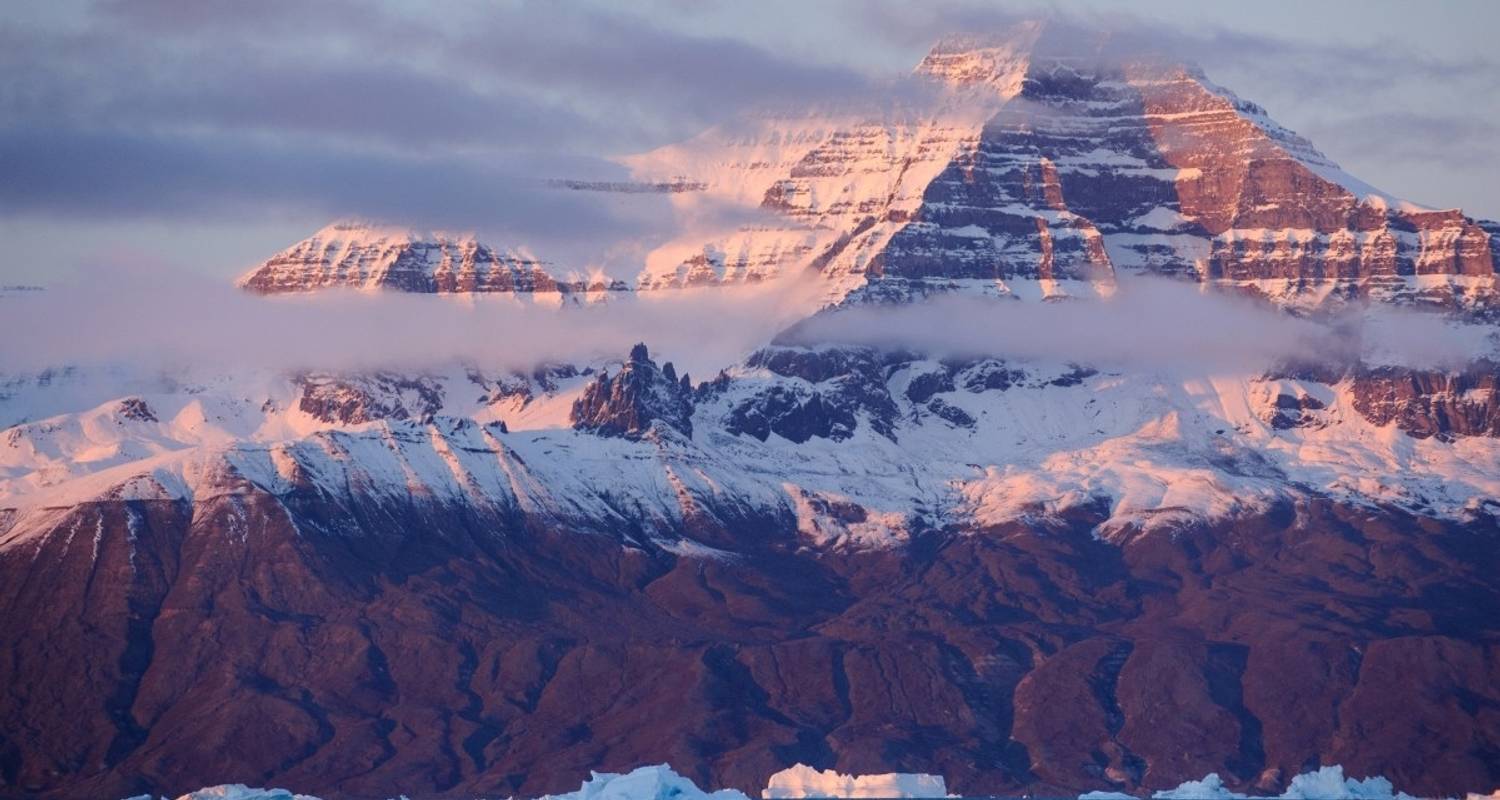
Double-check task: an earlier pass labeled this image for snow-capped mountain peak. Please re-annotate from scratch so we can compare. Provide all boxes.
[238,27,1499,317]
[238,219,629,297]
[912,23,1045,91]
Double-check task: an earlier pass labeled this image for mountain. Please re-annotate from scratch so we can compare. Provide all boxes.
[4,24,1500,800]
[875,49,1499,313]
[627,26,1499,314]
[4,342,1499,799]
[245,28,1500,314]
[240,221,628,297]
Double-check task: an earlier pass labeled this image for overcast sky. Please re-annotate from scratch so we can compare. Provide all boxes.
[2,0,1496,285]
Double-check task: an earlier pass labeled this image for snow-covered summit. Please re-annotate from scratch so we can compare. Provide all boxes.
[913,22,1044,91]
[239,220,627,297]
[239,26,1498,316]
[622,26,1499,312]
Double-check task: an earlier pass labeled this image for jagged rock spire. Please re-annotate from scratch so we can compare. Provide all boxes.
[570,344,695,438]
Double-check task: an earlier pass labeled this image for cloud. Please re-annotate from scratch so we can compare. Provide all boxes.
[3,270,1489,382]
[0,26,604,154]
[2,3,881,157]
[781,280,1494,372]
[93,0,390,36]
[0,265,825,377]
[0,2,890,279]
[449,6,880,134]
[840,0,1500,91]
[0,126,681,261]
[1302,112,1500,168]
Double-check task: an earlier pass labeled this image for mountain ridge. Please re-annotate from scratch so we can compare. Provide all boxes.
[240,26,1500,319]
[239,221,629,297]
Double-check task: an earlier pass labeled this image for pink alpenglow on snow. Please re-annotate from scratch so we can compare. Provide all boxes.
[762,764,949,798]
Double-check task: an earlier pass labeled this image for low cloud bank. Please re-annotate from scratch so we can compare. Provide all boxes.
[1,274,1491,379]
[0,268,820,378]
[784,281,1494,372]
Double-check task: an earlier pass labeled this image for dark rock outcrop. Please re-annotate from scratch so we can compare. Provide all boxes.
[926,397,976,427]
[571,344,694,439]
[958,359,1028,392]
[1349,361,1500,439]
[727,347,901,442]
[1266,391,1328,431]
[116,398,157,423]
[469,364,581,407]
[904,370,955,404]
[725,385,857,444]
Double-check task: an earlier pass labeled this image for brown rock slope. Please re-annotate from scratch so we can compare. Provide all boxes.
[1,490,1496,799]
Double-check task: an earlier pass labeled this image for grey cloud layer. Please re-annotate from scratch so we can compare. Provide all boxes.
[785,282,1493,372]
[0,0,878,260]
[0,126,670,245]
[0,269,818,377]
[2,274,1488,377]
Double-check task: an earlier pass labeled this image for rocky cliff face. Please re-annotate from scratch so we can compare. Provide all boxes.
[296,372,445,425]
[854,52,1500,310]
[570,344,695,438]
[242,30,1500,316]
[719,346,900,443]
[1347,362,1500,440]
[240,222,629,296]
[628,28,1500,313]
[1265,361,1500,441]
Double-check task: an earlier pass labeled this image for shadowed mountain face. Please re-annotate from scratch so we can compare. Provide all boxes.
[1,490,1497,800]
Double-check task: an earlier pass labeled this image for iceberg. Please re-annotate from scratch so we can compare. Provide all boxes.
[762,764,948,798]
[1152,773,1245,800]
[1142,765,1423,800]
[173,787,322,800]
[540,764,751,800]
[1280,766,1416,800]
